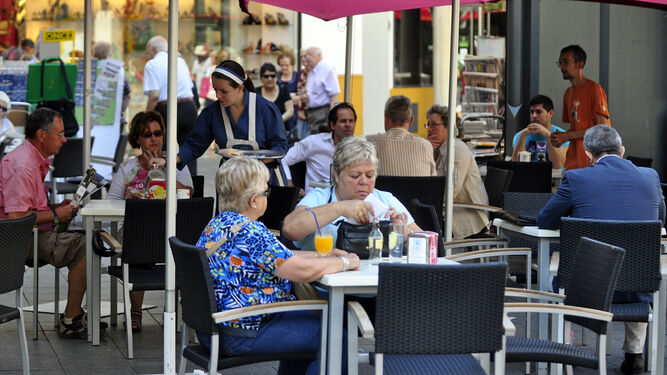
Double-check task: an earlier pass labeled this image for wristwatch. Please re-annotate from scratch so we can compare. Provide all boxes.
[51,208,59,225]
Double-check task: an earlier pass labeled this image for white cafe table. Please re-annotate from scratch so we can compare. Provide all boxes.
[493,218,559,375]
[316,258,514,375]
[81,199,125,345]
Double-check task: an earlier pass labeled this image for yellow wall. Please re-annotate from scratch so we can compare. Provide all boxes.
[337,74,364,135]
[390,86,434,139]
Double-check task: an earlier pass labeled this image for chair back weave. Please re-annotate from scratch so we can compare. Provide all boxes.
[0,214,36,294]
[503,192,553,216]
[559,218,661,293]
[258,185,299,231]
[564,237,625,334]
[52,137,94,178]
[375,176,446,229]
[169,237,217,335]
[176,197,214,245]
[191,175,205,198]
[484,167,513,207]
[375,262,506,355]
[122,199,167,264]
[487,160,552,193]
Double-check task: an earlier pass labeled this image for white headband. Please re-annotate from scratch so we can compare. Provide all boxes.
[214,67,245,85]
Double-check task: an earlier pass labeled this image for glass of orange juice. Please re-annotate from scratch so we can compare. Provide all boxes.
[314,228,334,257]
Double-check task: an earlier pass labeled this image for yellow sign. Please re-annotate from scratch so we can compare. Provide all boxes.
[43,30,75,42]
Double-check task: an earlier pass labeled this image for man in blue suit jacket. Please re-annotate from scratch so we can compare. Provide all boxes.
[538,125,665,374]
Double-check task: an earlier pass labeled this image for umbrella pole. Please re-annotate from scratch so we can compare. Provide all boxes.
[444,0,460,243]
[83,0,91,171]
[164,0,178,374]
[344,16,353,102]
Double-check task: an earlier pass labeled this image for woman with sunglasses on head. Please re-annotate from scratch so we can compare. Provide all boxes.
[106,111,194,332]
[177,60,288,186]
[257,63,294,143]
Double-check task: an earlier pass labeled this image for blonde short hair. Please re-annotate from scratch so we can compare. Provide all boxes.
[332,137,378,182]
[216,157,270,213]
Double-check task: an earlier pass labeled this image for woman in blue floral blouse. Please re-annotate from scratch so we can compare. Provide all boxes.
[196,156,360,374]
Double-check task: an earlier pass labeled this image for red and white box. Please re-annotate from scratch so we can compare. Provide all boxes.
[407,231,439,264]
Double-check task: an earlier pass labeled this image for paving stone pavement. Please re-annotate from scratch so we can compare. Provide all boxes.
[0,156,665,374]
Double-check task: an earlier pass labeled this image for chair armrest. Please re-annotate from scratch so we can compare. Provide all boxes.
[453,201,504,213]
[347,301,374,338]
[212,300,327,324]
[90,156,116,167]
[443,238,508,250]
[98,231,123,252]
[446,247,531,262]
[504,302,613,321]
[505,288,565,303]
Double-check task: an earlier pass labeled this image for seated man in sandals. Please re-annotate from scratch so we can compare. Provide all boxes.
[0,108,107,338]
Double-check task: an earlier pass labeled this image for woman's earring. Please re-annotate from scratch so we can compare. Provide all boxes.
[252,205,257,208]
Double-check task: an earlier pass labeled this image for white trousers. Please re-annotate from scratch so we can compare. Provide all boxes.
[623,322,648,354]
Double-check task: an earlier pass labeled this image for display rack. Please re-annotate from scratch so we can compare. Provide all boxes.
[461,56,505,159]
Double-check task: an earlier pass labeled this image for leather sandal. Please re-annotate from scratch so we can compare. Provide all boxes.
[130,311,142,332]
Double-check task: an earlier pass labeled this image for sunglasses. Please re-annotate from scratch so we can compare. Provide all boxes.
[258,187,271,197]
[262,74,276,79]
[141,130,164,139]
[0,106,7,112]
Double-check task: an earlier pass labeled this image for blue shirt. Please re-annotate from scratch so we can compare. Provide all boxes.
[196,211,295,330]
[512,124,569,162]
[294,186,415,250]
[179,93,288,166]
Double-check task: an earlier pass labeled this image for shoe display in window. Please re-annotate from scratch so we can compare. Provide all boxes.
[265,13,277,25]
[277,12,289,25]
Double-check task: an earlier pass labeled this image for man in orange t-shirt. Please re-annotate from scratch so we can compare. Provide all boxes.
[551,45,610,170]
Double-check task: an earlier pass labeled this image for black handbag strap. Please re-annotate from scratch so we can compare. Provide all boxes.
[40,56,74,101]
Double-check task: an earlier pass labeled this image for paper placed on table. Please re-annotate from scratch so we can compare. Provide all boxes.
[345,193,390,224]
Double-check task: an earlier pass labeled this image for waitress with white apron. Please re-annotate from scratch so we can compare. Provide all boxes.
[177,60,288,186]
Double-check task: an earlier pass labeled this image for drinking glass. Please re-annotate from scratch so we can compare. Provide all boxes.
[314,228,334,257]
[388,222,405,262]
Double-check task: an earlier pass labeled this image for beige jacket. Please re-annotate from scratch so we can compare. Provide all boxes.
[435,139,490,238]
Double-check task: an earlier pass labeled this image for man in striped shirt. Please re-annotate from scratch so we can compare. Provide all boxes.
[366,95,435,176]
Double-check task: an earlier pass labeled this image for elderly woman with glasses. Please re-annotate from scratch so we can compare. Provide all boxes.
[283,136,421,250]
[107,111,193,331]
[196,156,359,374]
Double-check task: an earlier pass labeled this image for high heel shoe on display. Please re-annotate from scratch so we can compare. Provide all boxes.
[242,15,252,24]
[277,12,289,25]
[265,13,277,25]
[251,13,262,24]
[255,38,263,54]
[243,42,254,54]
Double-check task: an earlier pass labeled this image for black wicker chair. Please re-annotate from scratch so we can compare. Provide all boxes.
[485,166,514,208]
[375,175,446,230]
[258,185,300,231]
[409,198,444,257]
[168,237,328,375]
[487,160,552,193]
[191,175,205,198]
[289,161,307,190]
[627,155,653,168]
[347,262,508,374]
[0,213,35,374]
[105,198,214,358]
[504,236,625,375]
[46,137,94,201]
[558,217,663,372]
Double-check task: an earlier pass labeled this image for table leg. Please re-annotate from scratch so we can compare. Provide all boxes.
[85,216,93,342]
[536,237,550,375]
[92,250,101,345]
[654,278,666,375]
[110,222,118,326]
[327,288,344,375]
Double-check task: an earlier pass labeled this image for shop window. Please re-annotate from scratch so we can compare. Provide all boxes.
[393,8,433,88]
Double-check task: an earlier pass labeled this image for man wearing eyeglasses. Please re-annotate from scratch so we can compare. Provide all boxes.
[551,45,610,170]
[0,107,105,339]
[366,95,435,176]
[426,104,489,239]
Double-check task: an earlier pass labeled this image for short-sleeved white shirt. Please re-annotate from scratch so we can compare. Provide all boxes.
[143,51,194,101]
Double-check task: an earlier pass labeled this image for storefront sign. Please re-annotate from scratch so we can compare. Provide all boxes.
[483,1,505,13]
[43,29,75,42]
